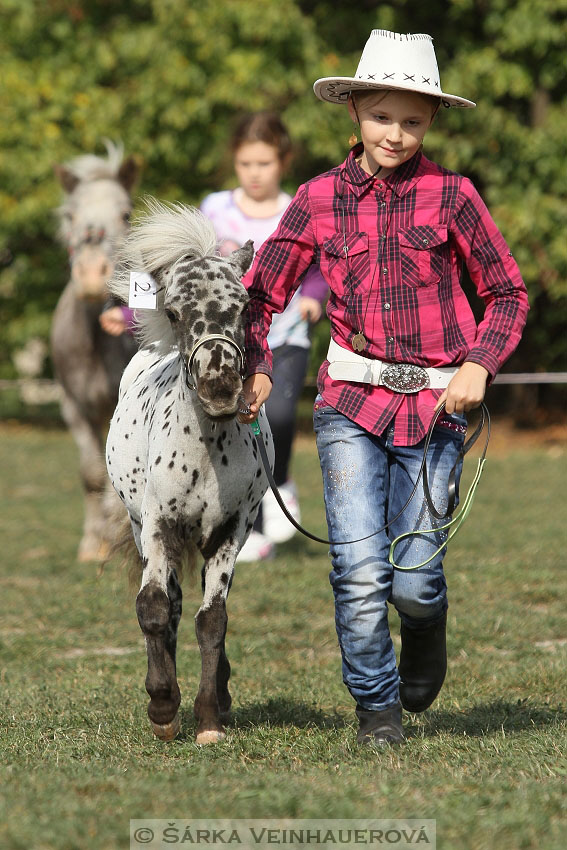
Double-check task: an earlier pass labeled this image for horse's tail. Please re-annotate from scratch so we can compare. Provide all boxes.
[101,506,200,592]
[98,488,141,589]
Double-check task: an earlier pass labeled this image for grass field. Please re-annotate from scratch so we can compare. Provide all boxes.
[0,415,566,850]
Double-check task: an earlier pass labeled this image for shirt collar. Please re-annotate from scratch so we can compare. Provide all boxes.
[341,144,426,199]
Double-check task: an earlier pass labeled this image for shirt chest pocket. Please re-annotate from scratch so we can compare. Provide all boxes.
[323,231,369,290]
[398,225,448,288]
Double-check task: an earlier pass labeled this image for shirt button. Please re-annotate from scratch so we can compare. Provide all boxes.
[381,233,387,241]
[383,302,391,310]
[382,267,388,275]
[387,336,395,343]
[422,238,429,246]
[380,200,387,208]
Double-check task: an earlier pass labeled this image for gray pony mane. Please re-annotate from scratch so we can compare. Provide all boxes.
[109,198,219,353]
[63,139,125,183]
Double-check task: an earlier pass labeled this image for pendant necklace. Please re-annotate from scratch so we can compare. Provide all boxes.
[351,332,367,353]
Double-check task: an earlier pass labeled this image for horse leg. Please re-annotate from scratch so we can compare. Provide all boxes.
[217,641,232,725]
[194,548,236,745]
[60,393,108,562]
[199,564,232,725]
[135,541,183,742]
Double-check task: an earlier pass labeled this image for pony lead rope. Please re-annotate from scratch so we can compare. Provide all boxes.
[388,449,488,570]
[250,403,491,570]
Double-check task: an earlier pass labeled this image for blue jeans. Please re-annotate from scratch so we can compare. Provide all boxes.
[313,399,466,711]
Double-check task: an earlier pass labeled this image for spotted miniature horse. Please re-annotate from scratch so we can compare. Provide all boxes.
[51,142,139,561]
[106,200,274,744]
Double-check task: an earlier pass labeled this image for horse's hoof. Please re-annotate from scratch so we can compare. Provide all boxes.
[151,713,180,742]
[195,729,226,745]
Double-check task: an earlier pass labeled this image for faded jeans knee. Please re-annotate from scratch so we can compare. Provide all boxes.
[390,569,448,626]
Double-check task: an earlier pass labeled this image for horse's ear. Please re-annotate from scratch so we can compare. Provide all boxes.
[117,156,140,192]
[54,163,79,194]
[229,240,255,276]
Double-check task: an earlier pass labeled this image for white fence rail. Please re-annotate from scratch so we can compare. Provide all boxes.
[0,373,566,406]
[492,373,567,384]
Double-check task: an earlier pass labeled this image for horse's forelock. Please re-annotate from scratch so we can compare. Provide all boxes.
[108,200,220,355]
[56,179,132,247]
[60,141,125,185]
[55,142,132,246]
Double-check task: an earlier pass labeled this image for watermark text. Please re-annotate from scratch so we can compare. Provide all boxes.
[130,820,436,850]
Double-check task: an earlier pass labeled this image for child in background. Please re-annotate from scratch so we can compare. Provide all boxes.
[201,112,328,562]
[239,31,528,745]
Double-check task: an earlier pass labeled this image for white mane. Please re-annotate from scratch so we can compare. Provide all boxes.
[109,198,219,353]
[63,139,125,183]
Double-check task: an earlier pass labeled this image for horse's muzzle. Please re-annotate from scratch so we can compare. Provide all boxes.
[196,372,243,419]
[71,244,114,300]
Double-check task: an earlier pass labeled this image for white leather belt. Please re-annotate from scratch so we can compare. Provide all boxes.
[326,338,458,393]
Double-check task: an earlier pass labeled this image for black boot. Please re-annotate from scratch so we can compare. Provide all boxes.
[399,612,447,713]
[356,701,404,746]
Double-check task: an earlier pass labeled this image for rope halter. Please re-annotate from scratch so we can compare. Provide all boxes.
[183,334,245,391]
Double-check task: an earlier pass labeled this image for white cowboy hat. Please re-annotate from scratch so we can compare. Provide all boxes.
[313,30,475,109]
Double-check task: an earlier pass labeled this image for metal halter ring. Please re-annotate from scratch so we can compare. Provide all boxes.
[185,334,245,390]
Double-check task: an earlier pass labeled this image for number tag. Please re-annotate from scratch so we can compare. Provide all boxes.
[129,271,158,309]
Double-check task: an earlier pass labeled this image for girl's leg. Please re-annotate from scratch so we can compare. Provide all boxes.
[260,344,309,544]
[387,418,466,621]
[265,344,310,485]
[387,416,466,711]
[314,401,399,712]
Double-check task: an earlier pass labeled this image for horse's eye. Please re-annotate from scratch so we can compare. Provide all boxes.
[122,211,131,224]
[165,309,178,323]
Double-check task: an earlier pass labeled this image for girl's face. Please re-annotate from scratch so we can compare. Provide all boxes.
[233,141,284,202]
[348,89,436,176]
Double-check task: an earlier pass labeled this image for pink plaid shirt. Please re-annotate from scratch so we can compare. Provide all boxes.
[244,147,529,445]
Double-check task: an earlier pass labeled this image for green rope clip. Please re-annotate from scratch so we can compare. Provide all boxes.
[249,419,261,437]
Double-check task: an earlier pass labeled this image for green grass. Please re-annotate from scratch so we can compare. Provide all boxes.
[0,421,566,850]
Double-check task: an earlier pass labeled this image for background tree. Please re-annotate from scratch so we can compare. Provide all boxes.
[1,0,565,400]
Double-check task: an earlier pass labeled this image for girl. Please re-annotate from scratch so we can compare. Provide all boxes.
[201,112,328,562]
[239,31,529,745]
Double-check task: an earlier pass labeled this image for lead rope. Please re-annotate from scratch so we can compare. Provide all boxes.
[389,404,490,570]
[388,451,487,570]
[250,402,490,570]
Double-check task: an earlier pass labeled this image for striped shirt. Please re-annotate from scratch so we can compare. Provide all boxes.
[244,147,529,445]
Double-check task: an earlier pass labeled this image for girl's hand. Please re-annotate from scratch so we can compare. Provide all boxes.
[100,306,127,337]
[434,362,489,414]
[237,373,273,424]
[299,296,322,323]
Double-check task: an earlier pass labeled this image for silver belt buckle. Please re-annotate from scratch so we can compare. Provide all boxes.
[381,363,430,393]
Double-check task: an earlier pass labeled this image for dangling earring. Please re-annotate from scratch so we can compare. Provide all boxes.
[348,128,358,147]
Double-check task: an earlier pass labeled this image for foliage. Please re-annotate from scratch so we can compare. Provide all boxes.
[0,0,566,379]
